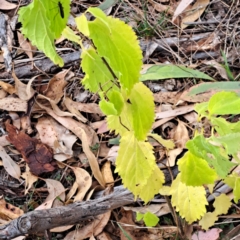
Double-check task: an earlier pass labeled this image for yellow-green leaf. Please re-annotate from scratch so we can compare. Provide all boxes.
[148,133,174,150]
[178,151,218,186]
[224,173,240,203]
[136,166,165,203]
[129,82,154,140]
[213,194,231,215]
[170,174,208,223]
[199,212,218,230]
[115,131,155,198]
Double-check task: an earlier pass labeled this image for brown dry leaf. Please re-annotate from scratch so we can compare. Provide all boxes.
[0,97,27,112]
[66,167,92,202]
[0,197,23,221]
[42,70,68,103]
[149,0,174,14]
[0,81,15,94]
[96,232,112,240]
[64,211,111,240]
[98,143,110,158]
[37,103,105,187]
[101,161,114,185]
[63,97,88,123]
[183,32,220,52]
[0,89,7,99]
[0,146,21,180]
[173,120,189,148]
[21,165,38,195]
[64,97,104,116]
[167,148,183,167]
[36,117,77,161]
[155,105,195,119]
[5,121,58,176]
[154,92,180,104]
[0,0,17,10]
[17,32,36,61]
[203,60,228,80]
[12,72,35,101]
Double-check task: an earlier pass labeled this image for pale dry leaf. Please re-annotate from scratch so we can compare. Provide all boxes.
[44,178,66,203]
[172,0,194,22]
[20,116,33,134]
[72,167,92,202]
[63,97,87,123]
[0,197,23,220]
[66,181,78,202]
[0,0,17,10]
[167,148,183,167]
[36,117,76,159]
[12,236,25,240]
[0,136,9,147]
[9,112,21,129]
[101,161,114,184]
[107,146,119,163]
[173,120,189,148]
[0,146,21,180]
[181,0,210,29]
[90,235,96,240]
[36,179,65,210]
[64,211,111,240]
[155,105,195,119]
[0,97,27,112]
[0,80,15,94]
[124,203,171,217]
[50,225,73,233]
[192,228,222,240]
[21,165,38,195]
[64,98,104,116]
[98,143,110,158]
[36,102,105,187]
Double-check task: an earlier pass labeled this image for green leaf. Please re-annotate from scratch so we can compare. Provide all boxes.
[211,133,240,155]
[99,98,118,115]
[170,174,208,223]
[186,135,234,178]
[208,91,240,115]
[115,132,155,198]
[86,7,142,91]
[46,0,70,39]
[129,82,154,140]
[211,118,240,136]
[195,102,209,118]
[108,90,125,115]
[221,50,235,81]
[81,47,117,92]
[199,212,218,230]
[178,151,217,186]
[107,103,133,136]
[143,212,159,227]
[148,133,174,150]
[224,173,240,203]
[140,65,214,81]
[136,212,144,221]
[18,0,70,66]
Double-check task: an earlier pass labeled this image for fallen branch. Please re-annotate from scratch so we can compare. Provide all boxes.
[0,187,134,239]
